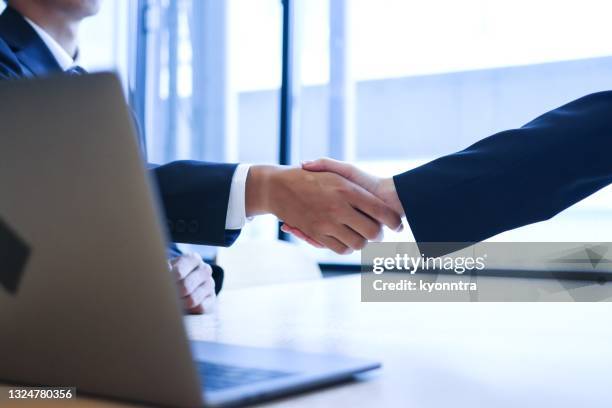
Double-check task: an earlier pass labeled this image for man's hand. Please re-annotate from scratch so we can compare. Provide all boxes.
[169,253,216,314]
[245,165,402,254]
[302,158,404,215]
[281,159,406,248]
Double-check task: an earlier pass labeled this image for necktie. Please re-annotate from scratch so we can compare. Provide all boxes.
[64,66,88,75]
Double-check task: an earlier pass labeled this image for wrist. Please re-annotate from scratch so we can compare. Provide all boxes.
[245,165,281,216]
[378,177,405,216]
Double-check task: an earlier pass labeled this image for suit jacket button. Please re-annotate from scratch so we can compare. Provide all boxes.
[188,220,199,233]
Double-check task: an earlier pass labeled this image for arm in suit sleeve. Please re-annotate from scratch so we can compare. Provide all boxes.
[151,160,241,247]
[0,38,242,247]
[394,91,612,246]
[0,24,243,248]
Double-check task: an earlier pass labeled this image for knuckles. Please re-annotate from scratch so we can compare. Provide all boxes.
[177,281,189,296]
[200,262,213,277]
[184,295,197,308]
[312,220,334,235]
[370,202,387,220]
[333,182,355,197]
[327,202,345,216]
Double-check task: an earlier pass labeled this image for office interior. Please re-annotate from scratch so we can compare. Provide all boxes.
[1,0,612,407]
[49,0,612,267]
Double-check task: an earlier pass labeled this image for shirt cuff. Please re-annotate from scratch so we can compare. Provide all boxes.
[225,163,251,230]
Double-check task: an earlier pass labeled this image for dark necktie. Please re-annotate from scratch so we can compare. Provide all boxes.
[64,66,88,75]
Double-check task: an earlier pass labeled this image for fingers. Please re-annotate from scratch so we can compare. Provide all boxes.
[340,208,384,242]
[186,292,216,315]
[302,157,352,176]
[286,215,365,252]
[185,293,216,315]
[302,158,377,192]
[179,262,212,296]
[269,166,401,255]
[170,253,216,314]
[317,235,352,255]
[346,185,403,232]
[284,222,372,252]
[332,224,368,251]
[187,304,205,314]
[281,223,324,248]
[302,158,402,231]
[182,277,212,309]
[170,252,202,280]
[183,277,216,313]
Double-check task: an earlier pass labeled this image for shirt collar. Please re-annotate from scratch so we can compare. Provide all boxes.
[23,16,76,71]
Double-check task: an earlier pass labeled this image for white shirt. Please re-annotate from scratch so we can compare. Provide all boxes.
[225,163,251,229]
[24,17,75,71]
[24,18,252,230]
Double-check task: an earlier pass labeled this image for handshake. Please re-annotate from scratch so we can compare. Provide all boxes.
[245,158,406,254]
[174,158,403,315]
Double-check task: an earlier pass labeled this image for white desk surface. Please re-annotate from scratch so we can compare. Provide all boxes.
[3,274,612,407]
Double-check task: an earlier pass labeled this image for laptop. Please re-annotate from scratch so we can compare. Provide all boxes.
[0,73,380,407]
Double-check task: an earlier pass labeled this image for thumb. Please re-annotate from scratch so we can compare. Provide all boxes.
[187,304,205,315]
[303,158,378,193]
[302,157,343,172]
[302,157,358,181]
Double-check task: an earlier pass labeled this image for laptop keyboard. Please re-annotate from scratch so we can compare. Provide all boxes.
[196,361,294,391]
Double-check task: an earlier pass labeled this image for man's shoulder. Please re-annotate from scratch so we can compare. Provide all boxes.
[0,6,28,79]
[0,35,11,55]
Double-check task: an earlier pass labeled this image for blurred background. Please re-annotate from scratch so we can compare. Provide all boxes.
[10,0,611,270]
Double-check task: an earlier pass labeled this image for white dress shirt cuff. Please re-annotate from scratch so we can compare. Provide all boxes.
[225,164,251,230]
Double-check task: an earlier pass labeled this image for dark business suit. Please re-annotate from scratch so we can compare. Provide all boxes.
[394,91,612,249]
[0,7,236,289]
[0,6,240,247]
[0,7,241,248]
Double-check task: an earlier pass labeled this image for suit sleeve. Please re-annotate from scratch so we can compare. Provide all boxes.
[394,91,612,248]
[151,160,241,247]
[0,32,243,249]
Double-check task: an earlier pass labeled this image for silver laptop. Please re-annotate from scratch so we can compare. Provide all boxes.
[0,73,379,407]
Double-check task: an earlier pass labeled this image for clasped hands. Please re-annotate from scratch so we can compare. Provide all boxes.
[246,158,406,255]
[173,159,405,315]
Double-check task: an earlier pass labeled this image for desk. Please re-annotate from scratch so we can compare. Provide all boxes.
[3,274,612,407]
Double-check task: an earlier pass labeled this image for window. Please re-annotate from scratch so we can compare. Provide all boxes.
[135,0,284,251]
[134,0,612,264]
[295,0,612,263]
[345,0,612,247]
[78,0,130,78]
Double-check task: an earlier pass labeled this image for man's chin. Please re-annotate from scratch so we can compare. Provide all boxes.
[82,2,101,18]
[66,0,102,19]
